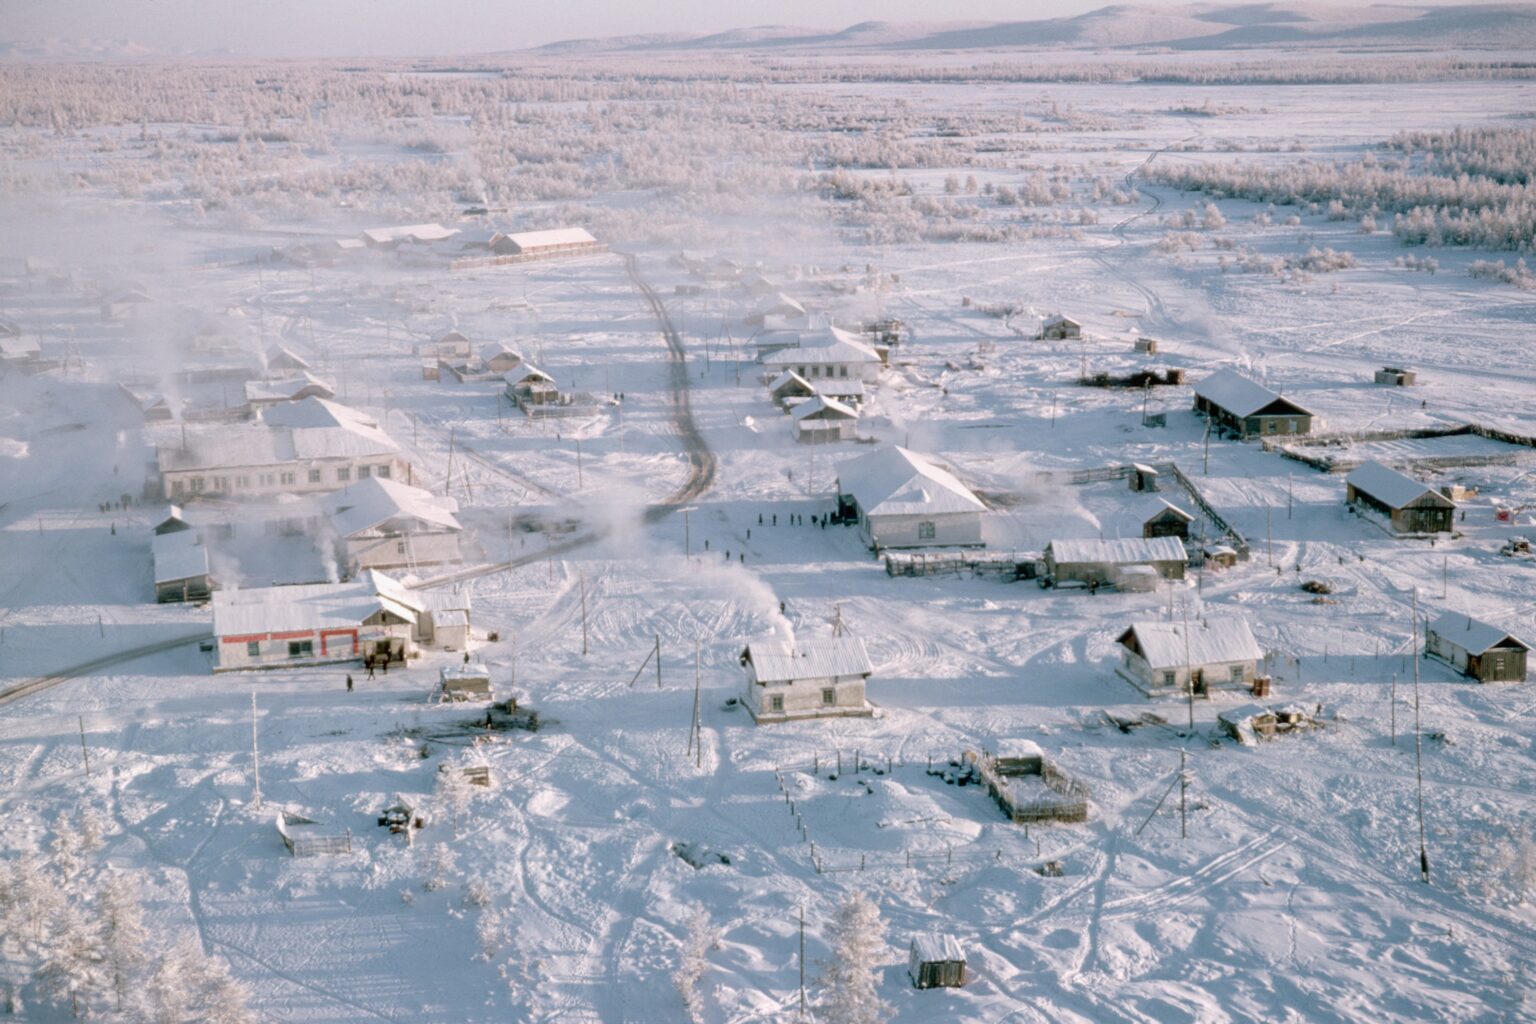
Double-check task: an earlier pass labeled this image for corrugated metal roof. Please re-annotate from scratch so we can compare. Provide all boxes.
[791,395,858,421]
[1346,461,1453,510]
[1122,618,1263,670]
[1048,536,1187,565]
[212,572,418,637]
[836,446,986,517]
[1194,368,1311,418]
[1428,611,1529,655]
[152,530,210,584]
[326,477,461,537]
[507,227,596,250]
[910,933,965,964]
[742,637,872,683]
[362,223,459,244]
[761,326,882,368]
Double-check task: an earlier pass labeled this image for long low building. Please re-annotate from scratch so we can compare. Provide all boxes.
[1193,369,1313,439]
[1426,612,1528,683]
[1116,618,1263,696]
[1345,461,1456,534]
[740,637,873,723]
[1044,536,1187,587]
[211,570,469,672]
[836,446,987,551]
[156,397,409,501]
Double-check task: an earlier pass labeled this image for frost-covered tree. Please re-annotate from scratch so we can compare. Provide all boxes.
[437,765,478,837]
[423,843,458,892]
[1200,202,1226,229]
[673,905,717,1024]
[35,898,104,1018]
[50,812,84,881]
[99,872,150,1011]
[476,906,504,963]
[816,892,890,1024]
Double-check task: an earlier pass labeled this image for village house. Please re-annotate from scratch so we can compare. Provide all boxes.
[503,364,559,410]
[836,446,987,551]
[1043,537,1187,587]
[1374,366,1417,386]
[791,395,859,443]
[156,397,409,501]
[909,935,968,990]
[0,334,44,373]
[1115,618,1264,697]
[150,508,215,603]
[498,227,603,258]
[761,326,884,383]
[264,344,312,374]
[361,223,460,249]
[479,343,524,374]
[421,330,474,362]
[211,570,469,672]
[100,287,155,322]
[1039,314,1082,340]
[325,476,462,574]
[740,637,873,723]
[1143,500,1195,540]
[745,293,807,327]
[1426,612,1529,683]
[243,372,336,412]
[1345,461,1457,534]
[768,370,866,411]
[738,270,781,296]
[1193,369,1314,439]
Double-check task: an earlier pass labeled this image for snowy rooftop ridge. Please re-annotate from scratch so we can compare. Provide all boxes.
[1346,461,1453,510]
[1047,536,1187,565]
[1194,368,1311,418]
[741,637,872,683]
[506,227,596,249]
[836,446,986,517]
[1427,612,1530,655]
[791,395,858,421]
[1120,618,1263,670]
[326,477,461,537]
[211,570,419,638]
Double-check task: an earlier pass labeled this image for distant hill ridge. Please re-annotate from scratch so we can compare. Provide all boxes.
[530,3,1536,53]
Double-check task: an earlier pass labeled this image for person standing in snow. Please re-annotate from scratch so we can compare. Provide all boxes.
[346,674,353,692]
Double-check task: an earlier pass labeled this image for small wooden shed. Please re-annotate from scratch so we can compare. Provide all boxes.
[909,933,967,989]
[439,663,493,701]
[1374,366,1416,386]
[1426,612,1529,683]
[1039,314,1082,341]
[1143,500,1194,540]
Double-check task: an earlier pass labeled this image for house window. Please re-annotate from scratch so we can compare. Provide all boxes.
[236,476,249,490]
[214,477,228,492]
[261,474,275,487]
[840,366,848,378]
[375,464,391,479]
[308,468,322,483]
[1493,655,1505,675]
[797,367,807,377]
[171,480,185,496]
[337,467,351,482]
[190,477,205,493]
[397,541,407,554]
[1162,671,1178,688]
[358,465,371,479]
[280,472,295,486]
[769,694,784,713]
[246,641,260,658]
[917,521,936,540]
[822,687,836,706]
[288,640,313,658]
[1229,665,1245,684]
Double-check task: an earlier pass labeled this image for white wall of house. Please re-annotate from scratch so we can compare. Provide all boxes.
[859,509,982,550]
[794,418,856,443]
[1117,649,1255,693]
[744,670,868,721]
[163,456,410,501]
[214,622,415,672]
[344,531,461,573]
[776,358,881,383]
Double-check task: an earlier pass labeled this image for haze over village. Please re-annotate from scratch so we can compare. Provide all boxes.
[2,1,1536,1021]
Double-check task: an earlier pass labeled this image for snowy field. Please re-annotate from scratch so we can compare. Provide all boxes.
[2,46,1536,1023]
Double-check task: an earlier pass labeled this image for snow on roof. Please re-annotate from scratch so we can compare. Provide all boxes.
[152,530,209,584]
[503,364,554,386]
[244,373,335,404]
[327,477,461,537]
[1346,461,1453,510]
[212,571,418,638]
[362,223,460,245]
[506,227,597,250]
[755,292,805,316]
[1043,313,1080,327]
[762,326,882,367]
[742,637,872,684]
[265,344,311,370]
[814,379,866,399]
[1148,499,1194,522]
[791,395,858,421]
[0,335,42,359]
[441,663,491,683]
[995,738,1044,761]
[479,341,521,363]
[837,446,986,517]
[1047,536,1187,565]
[1121,618,1263,670]
[768,370,814,396]
[161,400,397,472]
[910,933,966,964]
[1428,612,1530,655]
[1194,369,1311,418]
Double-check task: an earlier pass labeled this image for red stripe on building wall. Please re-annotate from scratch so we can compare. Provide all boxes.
[268,630,316,641]
[221,633,268,645]
[319,628,359,656]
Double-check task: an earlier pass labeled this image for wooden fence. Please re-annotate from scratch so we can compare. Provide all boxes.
[276,812,352,858]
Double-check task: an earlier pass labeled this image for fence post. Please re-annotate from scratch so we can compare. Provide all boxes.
[860,853,866,872]
[947,844,952,866]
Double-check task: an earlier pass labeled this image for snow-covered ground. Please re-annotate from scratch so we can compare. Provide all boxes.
[2,49,1536,1023]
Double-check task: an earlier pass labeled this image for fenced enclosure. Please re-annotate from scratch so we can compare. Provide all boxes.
[276,811,352,858]
[972,750,1091,825]
[885,551,1032,579]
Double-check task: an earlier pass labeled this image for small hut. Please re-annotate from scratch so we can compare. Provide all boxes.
[909,934,967,989]
[791,396,859,443]
[1143,500,1194,540]
[1374,366,1416,386]
[276,811,351,858]
[1039,314,1082,341]
[1134,337,1159,354]
[439,663,493,701]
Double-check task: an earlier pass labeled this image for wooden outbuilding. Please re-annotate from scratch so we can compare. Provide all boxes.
[276,811,351,857]
[1143,500,1194,540]
[503,364,559,410]
[791,396,859,443]
[1043,537,1187,588]
[1134,337,1159,354]
[1193,369,1313,439]
[909,934,967,989]
[439,663,492,701]
[740,637,873,723]
[1345,461,1455,534]
[1426,612,1528,683]
[1374,366,1416,386]
[480,343,524,374]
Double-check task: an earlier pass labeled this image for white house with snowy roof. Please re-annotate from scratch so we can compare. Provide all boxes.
[835,446,987,550]
[762,326,883,383]
[243,372,336,412]
[1115,618,1264,696]
[739,637,874,723]
[325,476,462,574]
[1425,611,1528,683]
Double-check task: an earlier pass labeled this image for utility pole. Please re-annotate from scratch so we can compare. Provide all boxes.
[1412,590,1429,883]
[1202,417,1211,475]
[656,633,662,688]
[1266,503,1273,568]
[1183,600,1196,732]
[1179,749,1188,840]
[680,506,697,560]
[77,716,91,778]
[575,439,583,491]
[579,569,588,655]
[798,904,807,1018]
[445,427,456,499]
[687,639,703,767]
[1287,473,1293,520]
[1389,672,1396,746]
[251,692,262,809]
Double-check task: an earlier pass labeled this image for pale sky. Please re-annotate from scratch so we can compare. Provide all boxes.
[0,0,1461,57]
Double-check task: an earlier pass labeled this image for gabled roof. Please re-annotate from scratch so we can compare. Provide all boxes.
[1047,536,1187,565]
[212,571,419,637]
[761,326,882,368]
[162,399,398,473]
[1428,612,1530,655]
[910,933,966,964]
[433,330,471,346]
[792,395,858,422]
[837,446,986,517]
[506,227,596,250]
[1194,369,1311,419]
[1346,461,1455,510]
[327,477,461,537]
[741,637,872,684]
[1118,618,1262,670]
[479,342,522,364]
[1043,313,1080,328]
[152,530,210,584]
[265,344,311,370]
[244,372,335,404]
[362,223,459,245]
[814,379,866,399]
[0,335,42,359]
[504,364,555,387]
[1147,499,1194,523]
[768,370,814,398]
